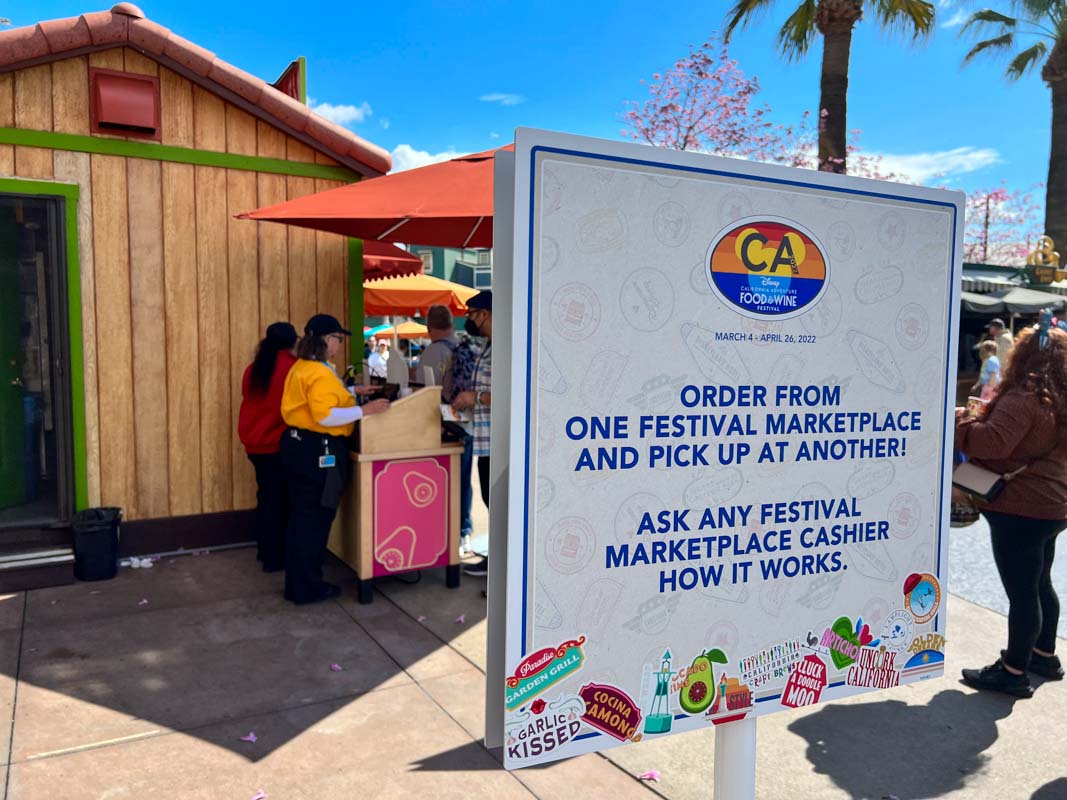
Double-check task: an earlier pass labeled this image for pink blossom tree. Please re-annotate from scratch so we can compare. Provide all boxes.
[622,35,807,164]
[962,184,1044,265]
[623,35,900,179]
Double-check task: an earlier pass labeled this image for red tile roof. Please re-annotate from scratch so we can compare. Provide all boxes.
[0,4,391,176]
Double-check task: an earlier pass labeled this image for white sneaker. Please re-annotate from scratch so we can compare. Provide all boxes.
[459,534,472,556]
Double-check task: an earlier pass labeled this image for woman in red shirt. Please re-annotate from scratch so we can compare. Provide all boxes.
[239,322,298,571]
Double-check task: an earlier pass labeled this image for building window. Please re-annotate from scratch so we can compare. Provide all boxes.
[476,250,491,266]
[417,250,433,274]
[475,263,492,289]
[89,68,161,140]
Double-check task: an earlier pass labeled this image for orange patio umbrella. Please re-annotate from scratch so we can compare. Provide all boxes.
[238,145,512,248]
[363,273,478,316]
[362,240,423,280]
[374,321,430,340]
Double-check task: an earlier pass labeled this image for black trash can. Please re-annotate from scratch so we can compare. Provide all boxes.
[72,507,122,581]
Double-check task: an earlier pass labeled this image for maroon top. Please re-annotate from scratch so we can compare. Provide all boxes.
[955,390,1067,520]
[238,351,297,455]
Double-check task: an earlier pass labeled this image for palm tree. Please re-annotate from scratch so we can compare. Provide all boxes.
[961,2,1067,256]
[724,0,935,174]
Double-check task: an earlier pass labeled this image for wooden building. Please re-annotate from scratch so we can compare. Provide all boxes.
[0,4,390,586]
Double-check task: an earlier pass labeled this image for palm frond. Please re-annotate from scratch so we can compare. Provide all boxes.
[960,9,1019,37]
[962,31,1017,63]
[724,0,780,42]
[777,0,819,60]
[872,0,936,39]
[1006,40,1049,77]
[1013,0,1056,23]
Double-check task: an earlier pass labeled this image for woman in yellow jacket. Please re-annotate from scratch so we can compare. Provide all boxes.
[280,314,388,604]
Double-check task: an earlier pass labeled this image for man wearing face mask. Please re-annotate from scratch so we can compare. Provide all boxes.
[452,291,492,577]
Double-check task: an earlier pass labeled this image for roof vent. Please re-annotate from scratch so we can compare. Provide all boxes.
[90,67,161,140]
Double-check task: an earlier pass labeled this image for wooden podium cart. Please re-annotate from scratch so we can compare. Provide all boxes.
[328,386,464,604]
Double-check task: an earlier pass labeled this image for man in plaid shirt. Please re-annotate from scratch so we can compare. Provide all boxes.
[452,291,493,577]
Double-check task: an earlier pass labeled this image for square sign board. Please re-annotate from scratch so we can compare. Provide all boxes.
[494,129,963,768]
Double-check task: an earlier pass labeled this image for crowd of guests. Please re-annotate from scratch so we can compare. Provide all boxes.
[235,293,494,606]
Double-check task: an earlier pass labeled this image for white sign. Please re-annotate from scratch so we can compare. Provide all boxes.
[491,129,962,768]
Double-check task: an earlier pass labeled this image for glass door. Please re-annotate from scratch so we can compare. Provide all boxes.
[0,194,73,532]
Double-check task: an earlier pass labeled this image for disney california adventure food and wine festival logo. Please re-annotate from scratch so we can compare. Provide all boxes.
[707,217,829,320]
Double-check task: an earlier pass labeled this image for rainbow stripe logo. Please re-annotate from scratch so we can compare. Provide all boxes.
[706,217,829,319]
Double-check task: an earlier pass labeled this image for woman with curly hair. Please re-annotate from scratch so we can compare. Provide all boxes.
[956,319,1067,697]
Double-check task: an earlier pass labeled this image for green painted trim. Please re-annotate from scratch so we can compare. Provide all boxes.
[0,127,360,182]
[298,56,308,105]
[348,238,364,356]
[0,178,88,511]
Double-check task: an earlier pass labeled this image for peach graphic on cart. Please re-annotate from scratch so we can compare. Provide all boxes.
[373,459,449,574]
[376,526,419,572]
[402,470,438,507]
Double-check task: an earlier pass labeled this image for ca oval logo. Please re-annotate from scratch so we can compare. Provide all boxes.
[706,217,829,319]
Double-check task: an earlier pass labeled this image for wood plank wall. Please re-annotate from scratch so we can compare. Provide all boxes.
[0,49,352,520]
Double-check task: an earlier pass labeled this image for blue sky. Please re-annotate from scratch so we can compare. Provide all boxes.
[21,1,1052,198]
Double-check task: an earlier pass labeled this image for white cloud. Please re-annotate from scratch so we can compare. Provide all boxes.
[310,100,373,126]
[940,8,970,28]
[390,144,465,172]
[872,146,1000,182]
[380,118,391,130]
[489,131,501,139]
[480,92,525,106]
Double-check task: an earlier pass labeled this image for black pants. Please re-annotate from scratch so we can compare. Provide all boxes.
[985,511,1065,669]
[478,456,490,509]
[248,452,287,569]
[279,428,349,603]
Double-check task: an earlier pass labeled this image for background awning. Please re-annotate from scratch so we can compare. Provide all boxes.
[960,291,1006,314]
[961,269,1021,293]
[362,241,423,281]
[362,273,477,316]
[372,321,429,340]
[991,286,1067,314]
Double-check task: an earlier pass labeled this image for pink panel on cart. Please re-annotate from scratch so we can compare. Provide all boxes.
[371,456,450,577]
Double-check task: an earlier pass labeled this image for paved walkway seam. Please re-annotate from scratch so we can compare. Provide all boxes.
[3,592,27,800]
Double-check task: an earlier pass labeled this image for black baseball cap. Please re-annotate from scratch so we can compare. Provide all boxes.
[305,314,351,337]
[467,291,492,312]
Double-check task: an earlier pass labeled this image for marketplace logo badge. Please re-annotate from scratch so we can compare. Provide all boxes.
[781,653,828,708]
[505,637,586,711]
[579,682,643,742]
[901,648,945,681]
[505,693,586,763]
[821,616,878,670]
[706,217,828,320]
[903,573,941,624]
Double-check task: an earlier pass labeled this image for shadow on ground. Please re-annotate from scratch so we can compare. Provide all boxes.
[1032,778,1067,799]
[409,741,564,772]
[409,740,504,771]
[787,687,1017,799]
[1,549,488,763]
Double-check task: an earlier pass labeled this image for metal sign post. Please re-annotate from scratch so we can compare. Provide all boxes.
[713,718,757,799]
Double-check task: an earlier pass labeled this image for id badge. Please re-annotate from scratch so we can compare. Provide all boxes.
[318,454,336,469]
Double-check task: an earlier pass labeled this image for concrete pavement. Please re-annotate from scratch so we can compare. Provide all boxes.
[0,542,1063,799]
